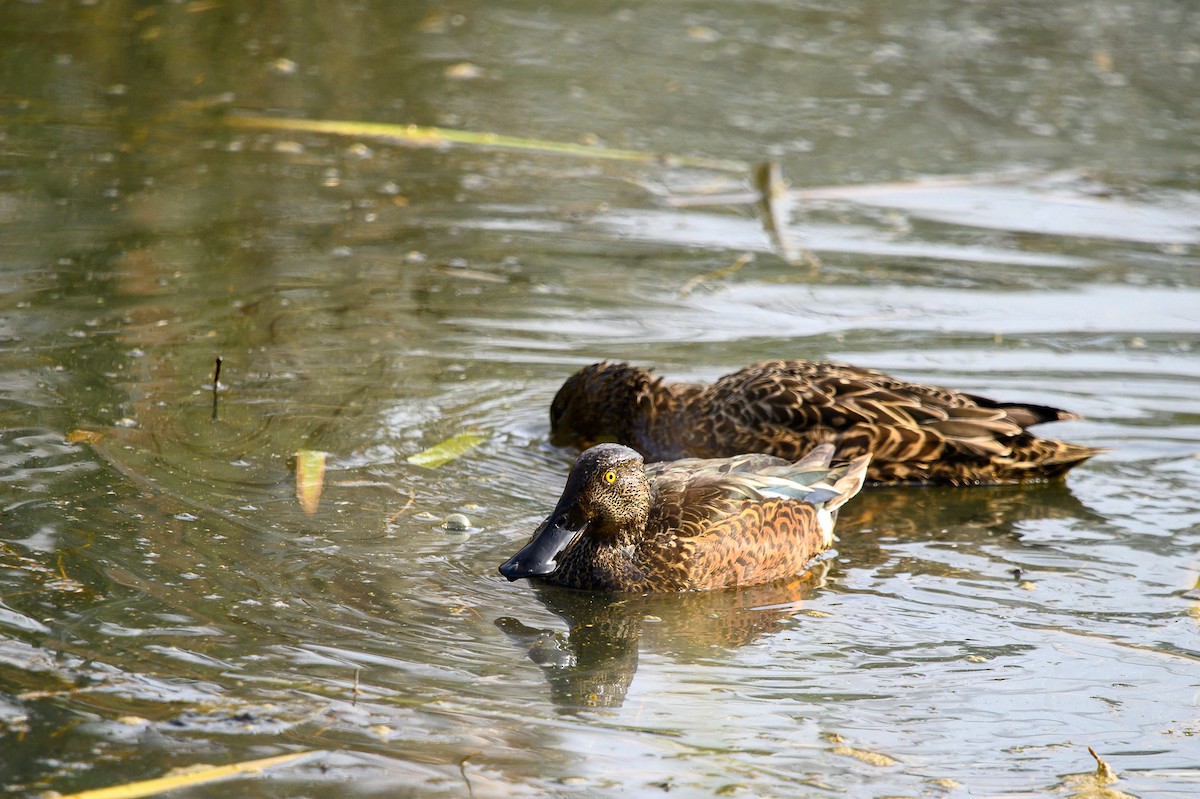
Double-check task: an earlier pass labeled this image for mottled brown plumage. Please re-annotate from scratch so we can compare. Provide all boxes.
[499,442,869,592]
[549,360,1101,486]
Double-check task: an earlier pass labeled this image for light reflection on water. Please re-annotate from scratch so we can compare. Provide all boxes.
[2,1,1199,797]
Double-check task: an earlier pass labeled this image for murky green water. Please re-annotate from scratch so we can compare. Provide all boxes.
[2,2,1198,797]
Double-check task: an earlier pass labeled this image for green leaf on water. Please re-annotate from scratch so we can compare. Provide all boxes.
[407,433,486,468]
[225,114,747,172]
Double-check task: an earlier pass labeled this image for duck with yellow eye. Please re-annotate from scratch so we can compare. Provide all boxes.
[499,442,870,592]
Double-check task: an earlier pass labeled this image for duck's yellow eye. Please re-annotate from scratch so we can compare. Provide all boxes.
[603,470,617,484]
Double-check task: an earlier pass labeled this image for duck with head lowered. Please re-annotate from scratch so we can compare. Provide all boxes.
[499,442,869,592]
[549,360,1101,486]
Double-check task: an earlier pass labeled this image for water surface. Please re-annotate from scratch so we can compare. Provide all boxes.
[1,2,1198,797]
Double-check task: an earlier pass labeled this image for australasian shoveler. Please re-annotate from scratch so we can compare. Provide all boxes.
[549,360,1101,486]
[499,442,869,592]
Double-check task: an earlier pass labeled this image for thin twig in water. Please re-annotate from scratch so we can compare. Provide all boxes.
[352,668,361,707]
[679,252,755,296]
[1088,746,1117,783]
[460,754,477,799]
[18,684,106,701]
[211,356,223,422]
[385,488,416,525]
[755,161,822,270]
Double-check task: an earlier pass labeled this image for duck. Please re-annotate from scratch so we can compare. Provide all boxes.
[549,360,1101,486]
[498,442,869,592]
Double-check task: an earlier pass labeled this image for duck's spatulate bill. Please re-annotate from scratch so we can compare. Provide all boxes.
[499,506,586,581]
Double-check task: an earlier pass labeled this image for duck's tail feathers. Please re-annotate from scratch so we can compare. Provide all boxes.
[792,442,836,471]
[824,453,871,513]
[795,452,870,509]
[807,453,871,548]
[962,394,1086,428]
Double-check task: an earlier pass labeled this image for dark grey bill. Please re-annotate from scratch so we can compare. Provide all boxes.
[498,513,585,581]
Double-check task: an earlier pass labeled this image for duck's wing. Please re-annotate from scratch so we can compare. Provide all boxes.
[710,359,1014,431]
[649,441,839,480]
[644,450,870,590]
[705,360,1097,481]
[649,447,870,538]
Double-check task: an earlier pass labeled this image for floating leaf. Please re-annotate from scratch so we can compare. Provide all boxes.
[54,750,317,799]
[832,746,899,767]
[407,432,486,468]
[444,62,484,80]
[295,450,327,515]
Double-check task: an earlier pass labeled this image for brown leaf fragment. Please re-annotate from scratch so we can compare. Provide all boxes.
[66,429,103,445]
[295,450,327,515]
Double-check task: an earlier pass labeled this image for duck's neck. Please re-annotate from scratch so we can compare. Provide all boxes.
[624,373,700,461]
[553,533,646,591]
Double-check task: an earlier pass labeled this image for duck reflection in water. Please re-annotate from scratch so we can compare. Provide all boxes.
[496,564,829,709]
[834,475,1103,569]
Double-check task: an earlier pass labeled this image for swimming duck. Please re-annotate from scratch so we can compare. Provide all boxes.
[499,442,869,592]
[549,360,1100,486]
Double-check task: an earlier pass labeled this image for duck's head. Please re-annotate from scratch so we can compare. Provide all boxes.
[549,362,653,448]
[499,443,651,582]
